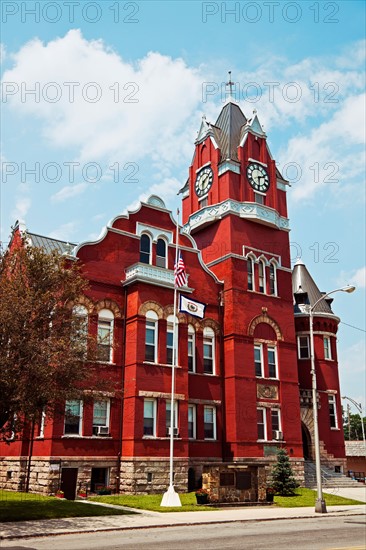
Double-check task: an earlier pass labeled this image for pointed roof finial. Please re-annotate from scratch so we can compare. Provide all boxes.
[253,108,257,115]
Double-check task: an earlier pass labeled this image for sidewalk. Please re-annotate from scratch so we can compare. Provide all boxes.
[1,491,365,541]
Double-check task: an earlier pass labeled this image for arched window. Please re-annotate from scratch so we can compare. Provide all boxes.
[72,305,88,352]
[145,310,158,362]
[203,327,215,375]
[140,234,151,264]
[156,238,167,268]
[166,314,178,365]
[269,262,277,296]
[258,260,266,293]
[188,324,196,372]
[97,309,114,362]
[247,257,255,291]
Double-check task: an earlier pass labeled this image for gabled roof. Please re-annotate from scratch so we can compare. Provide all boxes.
[292,259,334,315]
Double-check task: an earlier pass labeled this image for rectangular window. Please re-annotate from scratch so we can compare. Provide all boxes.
[247,259,254,291]
[97,319,113,362]
[166,400,178,435]
[188,331,195,372]
[143,399,156,436]
[258,262,265,293]
[254,193,264,205]
[203,334,215,374]
[269,264,276,295]
[298,336,310,359]
[268,346,277,378]
[271,409,281,439]
[257,408,266,440]
[145,320,157,362]
[200,196,208,209]
[166,324,174,365]
[188,405,196,439]
[64,400,82,435]
[93,400,110,428]
[254,344,263,377]
[328,394,338,428]
[324,337,332,360]
[37,408,46,438]
[204,406,216,439]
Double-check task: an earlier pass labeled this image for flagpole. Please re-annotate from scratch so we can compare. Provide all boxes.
[161,209,182,507]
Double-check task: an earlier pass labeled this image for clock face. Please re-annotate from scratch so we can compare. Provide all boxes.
[246,163,270,192]
[195,167,213,197]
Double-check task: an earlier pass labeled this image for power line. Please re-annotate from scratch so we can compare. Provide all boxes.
[340,321,366,333]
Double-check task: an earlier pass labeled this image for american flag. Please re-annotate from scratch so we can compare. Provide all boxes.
[174,253,187,288]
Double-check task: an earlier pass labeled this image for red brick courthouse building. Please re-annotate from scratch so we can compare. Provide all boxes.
[1,101,348,499]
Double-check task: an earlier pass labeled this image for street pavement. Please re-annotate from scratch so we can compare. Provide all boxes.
[1,486,365,541]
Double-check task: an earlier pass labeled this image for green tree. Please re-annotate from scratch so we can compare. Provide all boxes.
[0,242,106,439]
[343,410,366,441]
[271,449,299,496]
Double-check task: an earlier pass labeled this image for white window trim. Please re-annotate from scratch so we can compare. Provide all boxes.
[257,407,267,441]
[271,409,282,440]
[297,335,310,360]
[267,345,278,379]
[98,309,114,363]
[64,400,83,436]
[204,405,217,440]
[166,400,178,434]
[143,398,157,438]
[140,232,152,264]
[254,343,264,377]
[145,311,158,363]
[188,404,197,439]
[258,259,266,294]
[37,408,46,439]
[156,236,168,269]
[324,336,332,360]
[92,399,111,428]
[328,394,338,429]
[188,325,196,373]
[203,327,215,375]
[269,262,277,296]
[247,255,256,292]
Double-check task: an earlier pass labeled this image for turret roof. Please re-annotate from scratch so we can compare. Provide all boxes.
[292,259,334,315]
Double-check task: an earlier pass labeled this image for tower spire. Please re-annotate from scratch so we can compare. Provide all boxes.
[226,71,234,98]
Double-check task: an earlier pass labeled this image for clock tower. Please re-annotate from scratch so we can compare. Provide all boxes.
[181,98,303,463]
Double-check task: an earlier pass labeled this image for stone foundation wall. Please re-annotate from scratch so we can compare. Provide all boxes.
[119,458,189,494]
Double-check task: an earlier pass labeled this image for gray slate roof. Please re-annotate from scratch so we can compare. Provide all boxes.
[27,232,77,255]
[345,441,366,457]
[214,102,247,161]
[292,259,334,315]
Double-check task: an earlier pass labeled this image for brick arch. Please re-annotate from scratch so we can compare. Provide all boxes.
[95,299,122,318]
[201,318,220,335]
[186,315,202,331]
[139,300,164,319]
[248,312,283,341]
[68,295,94,314]
[162,305,187,323]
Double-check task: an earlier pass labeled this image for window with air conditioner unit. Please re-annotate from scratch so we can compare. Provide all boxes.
[93,426,110,436]
[273,430,283,440]
[93,400,110,436]
[166,427,179,437]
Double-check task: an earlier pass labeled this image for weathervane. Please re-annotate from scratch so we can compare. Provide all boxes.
[226,71,234,96]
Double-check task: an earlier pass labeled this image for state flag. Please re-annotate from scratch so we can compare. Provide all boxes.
[179,295,206,319]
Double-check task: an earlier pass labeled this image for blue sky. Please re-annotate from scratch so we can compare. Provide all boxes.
[1,1,365,411]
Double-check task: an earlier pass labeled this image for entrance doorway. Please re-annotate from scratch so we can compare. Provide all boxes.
[60,468,78,500]
[302,423,312,460]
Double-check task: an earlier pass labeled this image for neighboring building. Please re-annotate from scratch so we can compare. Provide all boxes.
[345,441,366,482]
[0,100,348,499]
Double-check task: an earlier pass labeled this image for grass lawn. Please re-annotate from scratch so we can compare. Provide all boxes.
[90,492,214,513]
[92,488,364,512]
[0,490,134,522]
[274,487,364,507]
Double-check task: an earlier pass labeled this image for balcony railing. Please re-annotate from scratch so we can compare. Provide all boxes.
[124,262,191,291]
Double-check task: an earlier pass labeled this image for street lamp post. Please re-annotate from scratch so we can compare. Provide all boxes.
[308,285,355,514]
[341,396,366,456]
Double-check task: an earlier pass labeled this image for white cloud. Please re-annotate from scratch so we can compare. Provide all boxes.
[11,196,31,221]
[0,43,6,63]
[339,339,366,411]
[2,30,204,168]
[49,222,78,241]
[339,267,366,289]
[51,182,88,202]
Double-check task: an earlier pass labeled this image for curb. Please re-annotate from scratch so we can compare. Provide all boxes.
[1,510,365,541]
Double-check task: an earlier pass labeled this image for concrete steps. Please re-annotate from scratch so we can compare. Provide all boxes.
[304,460,361,488]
